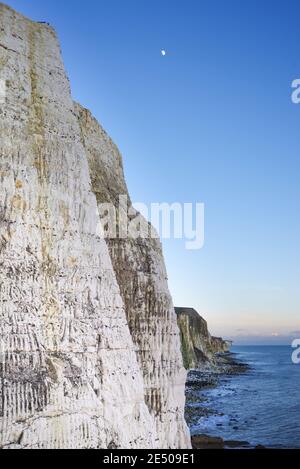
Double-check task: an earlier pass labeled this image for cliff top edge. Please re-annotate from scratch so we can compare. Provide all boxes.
[0,2,54,31]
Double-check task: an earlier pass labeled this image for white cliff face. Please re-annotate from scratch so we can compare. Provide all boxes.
[0,3,190,449]
[0,3,158,449]
[75,105,191,449]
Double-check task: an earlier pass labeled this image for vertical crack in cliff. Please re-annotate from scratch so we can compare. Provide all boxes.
[28,22,59,351]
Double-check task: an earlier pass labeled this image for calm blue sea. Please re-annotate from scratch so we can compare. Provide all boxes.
[190,346,300,448]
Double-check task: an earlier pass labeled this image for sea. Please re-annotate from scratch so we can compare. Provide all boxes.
[190,346,300,449]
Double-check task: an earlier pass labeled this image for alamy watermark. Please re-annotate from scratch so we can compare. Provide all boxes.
[291,339,300,364]
[97,195,204,250]
[291,79,300,104]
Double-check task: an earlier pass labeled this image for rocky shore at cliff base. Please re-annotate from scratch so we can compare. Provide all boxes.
[185,352,260,449]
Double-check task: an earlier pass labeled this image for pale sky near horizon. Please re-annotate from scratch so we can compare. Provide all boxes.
[6,0,300,344]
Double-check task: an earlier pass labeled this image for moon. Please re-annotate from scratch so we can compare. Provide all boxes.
[161,49,166,56]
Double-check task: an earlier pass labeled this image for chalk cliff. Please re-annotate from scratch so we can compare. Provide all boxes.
[75,104,190,449]
[175,308,230,369]
[0,3,190,449]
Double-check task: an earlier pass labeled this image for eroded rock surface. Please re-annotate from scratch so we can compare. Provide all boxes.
[0,3,190,449]
[75,104,190,449]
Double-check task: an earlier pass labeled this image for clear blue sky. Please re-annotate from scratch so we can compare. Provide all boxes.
[6,0,300,344]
